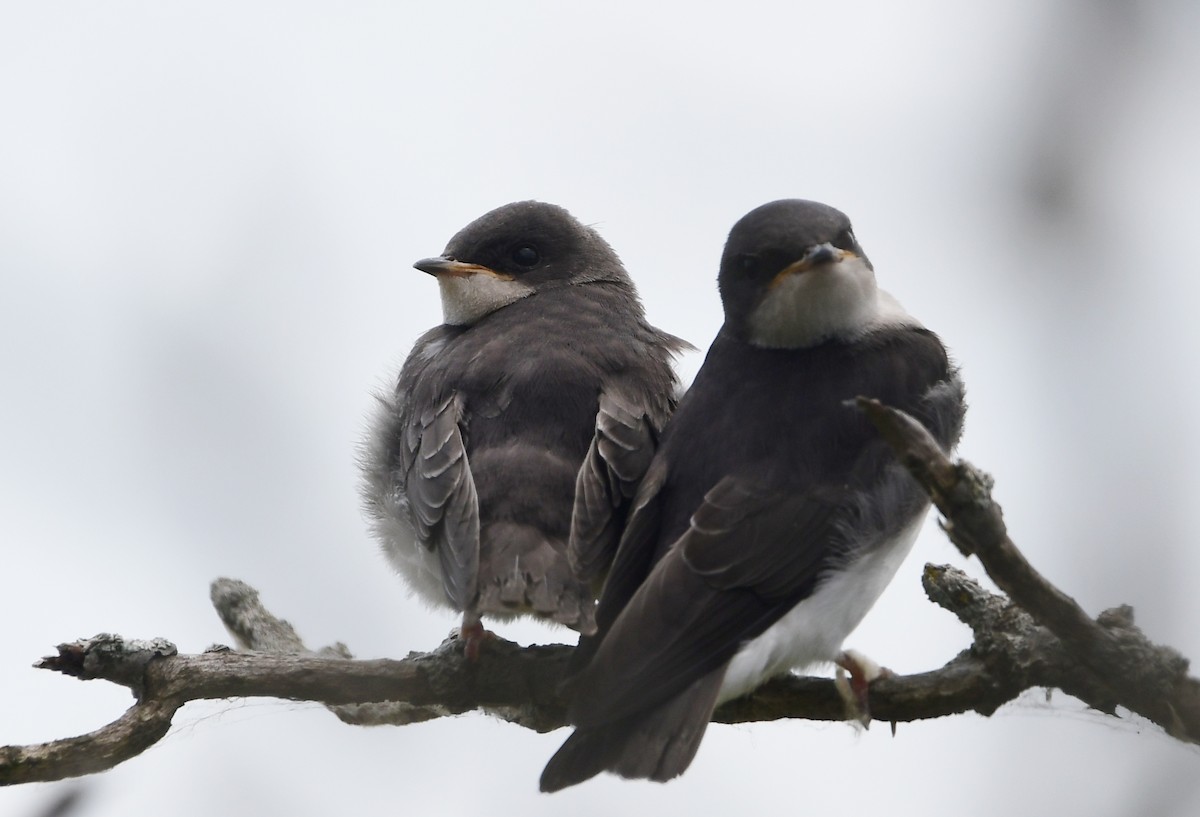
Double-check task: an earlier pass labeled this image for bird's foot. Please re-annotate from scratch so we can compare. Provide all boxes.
[834,648,893,728]
[458,617,495,662]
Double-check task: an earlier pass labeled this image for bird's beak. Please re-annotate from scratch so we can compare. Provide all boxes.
[413,256,512,280]
[770,243,854,288]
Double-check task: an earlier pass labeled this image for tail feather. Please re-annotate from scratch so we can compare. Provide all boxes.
[540,669,724,792]
[475,521,596,633]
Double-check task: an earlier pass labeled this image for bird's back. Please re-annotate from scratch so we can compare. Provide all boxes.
[392,281,681,625]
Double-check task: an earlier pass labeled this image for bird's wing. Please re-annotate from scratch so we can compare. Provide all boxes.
[405,391,480,610]
[678,476,849,599]
[568,390,661,582]
[567,475,851,727]
[566,458,669,674]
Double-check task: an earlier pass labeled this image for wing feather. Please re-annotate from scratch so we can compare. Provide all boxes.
[406,392,480,610]
[568,477,850,726]
[569,390,660,582]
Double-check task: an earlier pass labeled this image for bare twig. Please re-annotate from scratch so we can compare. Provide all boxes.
[210,578,446,726]
[3,562,1161,786]
[4,399,1198,786]
[858,396,1200,742]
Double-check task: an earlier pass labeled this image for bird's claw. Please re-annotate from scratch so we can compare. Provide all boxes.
[458,617,495,662]
[835,648,893,728]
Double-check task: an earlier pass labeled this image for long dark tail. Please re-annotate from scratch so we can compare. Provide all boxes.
[540,670,724,792]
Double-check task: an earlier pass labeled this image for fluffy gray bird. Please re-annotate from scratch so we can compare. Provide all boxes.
[361,201,686,657]
[540,199,966,790]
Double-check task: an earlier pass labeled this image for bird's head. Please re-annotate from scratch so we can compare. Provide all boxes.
[415,200,629,326]
[718,199,908,348]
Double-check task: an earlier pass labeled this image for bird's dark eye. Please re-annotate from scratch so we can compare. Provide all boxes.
[511,244,540,267]
[737,254,759,274]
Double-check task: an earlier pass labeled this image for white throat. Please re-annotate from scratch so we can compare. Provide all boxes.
[747,257,917,348]
[438,274,535,326]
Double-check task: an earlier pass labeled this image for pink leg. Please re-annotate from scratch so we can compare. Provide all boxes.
[834,649,894,727]
[459,614,493,662]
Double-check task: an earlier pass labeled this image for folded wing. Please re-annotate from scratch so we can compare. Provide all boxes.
[405,392,480,610]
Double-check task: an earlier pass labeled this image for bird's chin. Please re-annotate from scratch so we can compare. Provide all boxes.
[746,257,905,348]
[438,274,535,326]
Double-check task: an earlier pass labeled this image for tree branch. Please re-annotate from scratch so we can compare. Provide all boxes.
[4,401,1197,786]
[858,396,1200,742]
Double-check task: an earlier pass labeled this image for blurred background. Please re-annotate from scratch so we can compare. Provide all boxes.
[3,2,1199,815]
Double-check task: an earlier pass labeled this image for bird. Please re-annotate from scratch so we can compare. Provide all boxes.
[360,200,688,659]
[540,199,966,791]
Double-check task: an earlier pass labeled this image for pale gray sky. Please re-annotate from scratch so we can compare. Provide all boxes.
[3,3,1200,816]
